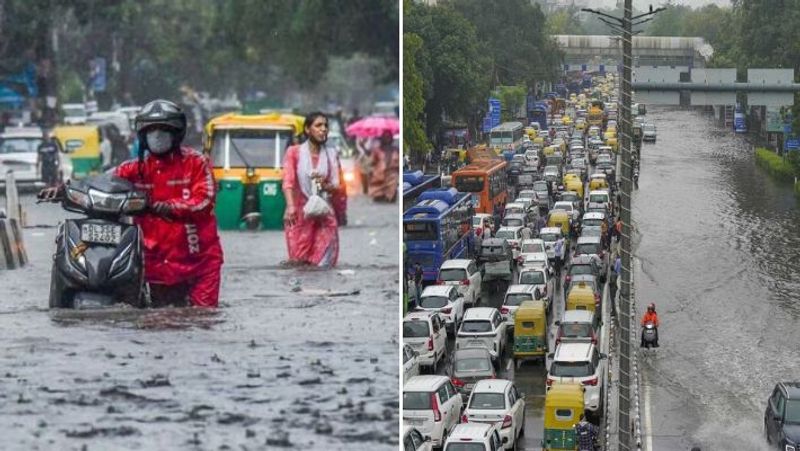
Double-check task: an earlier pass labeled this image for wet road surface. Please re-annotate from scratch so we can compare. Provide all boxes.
[0,186,398,450]
[635,107,800,450]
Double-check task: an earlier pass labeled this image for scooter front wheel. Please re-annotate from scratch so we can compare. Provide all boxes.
[48,262,74,309]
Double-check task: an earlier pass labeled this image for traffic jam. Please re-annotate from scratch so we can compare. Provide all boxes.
[403,73,639,450]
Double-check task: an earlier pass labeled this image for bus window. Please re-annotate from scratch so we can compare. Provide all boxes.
[403,222,438,241]
[455,175,485,192]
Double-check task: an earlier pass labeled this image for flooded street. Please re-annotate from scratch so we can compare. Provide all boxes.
[0,187,398,450]
[635,107,800,449]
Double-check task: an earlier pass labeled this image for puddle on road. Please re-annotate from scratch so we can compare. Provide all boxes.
[50,306,224,331]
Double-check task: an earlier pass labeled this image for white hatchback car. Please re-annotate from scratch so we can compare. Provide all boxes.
[547,342,608,418]
[404,375,464,448]
[443,423,504,451]
[518,238,546,265]
[553,200,579,221]
[403,343,421,384]
[539,227,564,260]
[517,266,553,311]
[417,285,466,333]
[494,226,523,255]
[403,311,448,373]
[0,127,45,185]
[438,259,482,306]
[462,379,526,450]
[456,307,508,366]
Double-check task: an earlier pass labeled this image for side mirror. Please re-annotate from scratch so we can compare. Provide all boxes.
[548,352,555,359]
[424,436,432,442]
[600,353,608,359]
[554,320,561,326]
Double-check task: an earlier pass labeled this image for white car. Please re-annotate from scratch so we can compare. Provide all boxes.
[87,111,133,140]
[518,238,548,266]
[539,227,564,260]
[500,284,540,325]
[62,103,88,125]
[574,236,607,275]
[403,375,464,448]
[417,285,465,333]
[553,200,579,221]
[403,426,433,451]
[547,342,608,418]
[472,213,494,238]
[443,423,504,451]
[517,189,537,201]
[518,266,553,311]
[494,226,523,254]
[503,202,526,217]
[0,127,45,186]
[403,311,448,373]
[456,307,508,366]
[438,259,481,306]
[588,190,612,212]
[462,379,526,450]
[403,344,421,384]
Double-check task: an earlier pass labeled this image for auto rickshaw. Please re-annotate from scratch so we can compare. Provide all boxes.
[53,125,102,179]
[543,145,558,157]
[605,135,618,152]
[204,112,304,230]
[533,136,545,147]
[513,300,548,366]
[443,147,467,164]
[547,210,571,236]
[562,172,580,187]
[566,281,597,314]
[565,179,583,198]
[525,127,538,140]
[542,383,585,450]
[588,174,609,191]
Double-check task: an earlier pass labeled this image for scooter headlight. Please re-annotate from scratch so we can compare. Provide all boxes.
[123,196,147,213]
[66,187,91,209]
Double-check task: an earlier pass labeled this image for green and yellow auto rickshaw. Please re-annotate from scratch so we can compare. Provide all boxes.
[204,112,304,230]
[53,125,102,179]
[542,383,585,450]
[513,300,548,365]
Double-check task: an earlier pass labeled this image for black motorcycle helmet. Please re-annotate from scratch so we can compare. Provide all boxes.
[134,99,187,152]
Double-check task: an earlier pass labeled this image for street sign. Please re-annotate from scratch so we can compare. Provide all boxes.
[786,137,800,151]
[482,115,493,133]
[90,57,107,92]
[489,98,501,128]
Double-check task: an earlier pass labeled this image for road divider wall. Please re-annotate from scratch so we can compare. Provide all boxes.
[0,170,28,270]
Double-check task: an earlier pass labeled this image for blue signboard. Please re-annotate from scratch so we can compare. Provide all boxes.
[786,137,800,151]
[482,115,493,133]
[90,57,107,92]
[489,98,501,128]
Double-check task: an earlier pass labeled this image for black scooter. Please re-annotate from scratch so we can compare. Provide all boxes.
[641,322,658,348]
[41,174,148,309]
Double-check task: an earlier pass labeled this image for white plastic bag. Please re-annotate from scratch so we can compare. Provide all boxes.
[303,181,333,219]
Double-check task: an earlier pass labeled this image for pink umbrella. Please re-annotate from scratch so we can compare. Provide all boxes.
[346,116,399,138]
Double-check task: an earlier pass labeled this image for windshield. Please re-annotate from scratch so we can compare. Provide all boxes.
[403,392,432,410]
[460,320,492,333]
[521,242,544,253]
[439,268,467,282]
[520,271,544,285]
[454,175,484,192]
[519,192,535,199]
[550,361,593,378]
[576,243,600,255]
[540,233,558,242]
[468,392,506,410]
[211,129,292,168]
[561,194,578,202]
[583,219,602,227]
[404,222,437,241]
[786,400,800,424]
[533,182,548,191]
[403,321,430,338]
[420,296,449,309]
[589,194,607,203]
[445,444,485,451]
[495,230,515,240]
[570,264,594,276]
[504,218,523,227]
[505,293,532,306]
[562,323,592,337]
[472,217,483,227]
[455,357,492,372]
[0,137,42,154]
[63,106,85,116]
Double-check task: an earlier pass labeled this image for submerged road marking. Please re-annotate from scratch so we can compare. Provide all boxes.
[643,367,653,451]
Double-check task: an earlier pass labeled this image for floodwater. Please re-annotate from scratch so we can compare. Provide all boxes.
[0,187,398,450]
[634,107,800,449]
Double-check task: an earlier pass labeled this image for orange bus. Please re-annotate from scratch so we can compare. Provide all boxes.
[451,159,508,214]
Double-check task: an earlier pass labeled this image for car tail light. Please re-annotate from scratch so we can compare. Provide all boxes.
[543,286,548,296]
[435,279,443,285]
[517,256,523,264]
[500,307,509,315]
[451,377,465,388]
[591,332,597,345]
[461,414,469,423]
[555,328,563,345]
[501,415,513,429]
[546,377,554,387]
[431,393,442,422]
[460,279,470,286]
[427,338,434,351]
[583,376,598,386]
[476,227,483,236]
[440,307,452,314]
[565,275,571,285]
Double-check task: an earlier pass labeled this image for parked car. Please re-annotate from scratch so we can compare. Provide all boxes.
[764,382,800,450]
[403,375,464,449]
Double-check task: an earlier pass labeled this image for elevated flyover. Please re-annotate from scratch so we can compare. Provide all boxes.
[555,34,713,71]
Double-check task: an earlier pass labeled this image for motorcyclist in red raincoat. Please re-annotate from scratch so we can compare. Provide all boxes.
[40,100,224,308]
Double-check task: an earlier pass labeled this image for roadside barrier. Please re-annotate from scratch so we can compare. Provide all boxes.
[0,170,28,270]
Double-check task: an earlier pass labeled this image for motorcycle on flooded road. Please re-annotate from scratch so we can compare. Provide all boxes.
[39,174,149,309]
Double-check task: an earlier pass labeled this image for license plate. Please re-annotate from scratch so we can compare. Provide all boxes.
[404,418,424,425]
[468,340,485,348]
[81,223,122,244]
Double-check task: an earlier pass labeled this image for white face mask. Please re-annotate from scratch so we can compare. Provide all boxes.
[146,129,174,155]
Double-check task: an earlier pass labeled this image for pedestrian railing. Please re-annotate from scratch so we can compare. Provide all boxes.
[0,170,28,270]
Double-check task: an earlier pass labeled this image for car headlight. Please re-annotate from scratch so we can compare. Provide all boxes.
[66,187,91,209]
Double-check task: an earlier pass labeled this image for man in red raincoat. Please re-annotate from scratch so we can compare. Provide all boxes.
[39,100,224,307]
[113,99,224,307]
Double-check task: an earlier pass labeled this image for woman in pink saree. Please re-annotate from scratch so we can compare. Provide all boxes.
[282,112,340,267]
